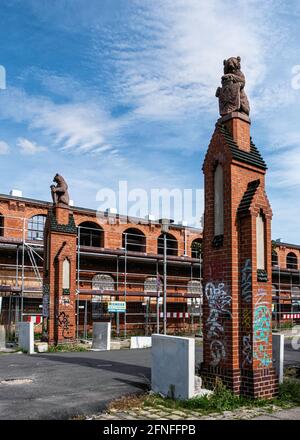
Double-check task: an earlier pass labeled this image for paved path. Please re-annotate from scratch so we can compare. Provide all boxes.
[253,407,300,420]
[91,405,300,420]
[0,340,299,420]
[0,349,152,420]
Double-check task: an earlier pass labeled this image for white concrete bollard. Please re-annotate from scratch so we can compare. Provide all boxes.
[0,325,6,350]
[18,322,34,354]
[130,336,152,349]
[91,322,111,351]
[151,334,195,399]
[272,333,284,384]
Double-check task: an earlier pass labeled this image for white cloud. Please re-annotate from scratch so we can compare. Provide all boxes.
[17,137,47,155]
[90,0,279,120]
[0,140,10,155]
[0,87,127,156]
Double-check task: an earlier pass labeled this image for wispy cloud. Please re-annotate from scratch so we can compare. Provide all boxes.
[17,137,47,155]
[0,87,127,156]
[90,0,280,121]
[0,140,10,155]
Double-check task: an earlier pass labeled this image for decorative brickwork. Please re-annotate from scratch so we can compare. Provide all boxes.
[201,112,278,398]
[43,205,77,345]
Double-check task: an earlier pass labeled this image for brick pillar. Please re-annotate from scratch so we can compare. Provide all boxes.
[201,112,278,398]
[42,205,77,345]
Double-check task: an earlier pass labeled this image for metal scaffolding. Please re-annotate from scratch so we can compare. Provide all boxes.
[3,216,300,341]
[272,250,300,330]
[75,226,203,339]
[0,214,44,340]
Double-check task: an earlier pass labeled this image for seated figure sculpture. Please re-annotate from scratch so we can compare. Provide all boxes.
[50,173,70,207]
[216,56,250,116]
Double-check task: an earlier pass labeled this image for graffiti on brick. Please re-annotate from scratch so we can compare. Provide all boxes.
[242,308,251,329]
[205,281,231,366]
[210,340,226,367]
[241,259,253,367]
[241,259,252,303]
[59,296,71,306]
[42,284,50,318]
[57,311,70,338]
[253,288,272,367]
[242,334,252,367]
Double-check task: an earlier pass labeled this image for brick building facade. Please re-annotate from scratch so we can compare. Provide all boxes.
[0,191,299,340]
[0,191,203,338]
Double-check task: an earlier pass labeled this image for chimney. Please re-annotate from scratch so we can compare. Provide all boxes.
[10,189,23,197]
[220,111,251,152]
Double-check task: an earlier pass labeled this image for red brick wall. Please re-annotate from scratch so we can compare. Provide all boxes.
[202,116,278,398]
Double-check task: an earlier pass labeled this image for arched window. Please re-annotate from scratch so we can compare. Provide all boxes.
[286,252,298,270]
[27,215,47,241]
[214,163,224,236]
[292,286,300,313]
[191,238,202,259]
[292,286,300,298]
[0,212,4,237]
[157,233,178,256]
[78,221,104,247]
[92,274,115,305]
[92,274,115,291]
[187,280,202,295]
[256,212,265,270]
[188,280,203,306]
[62,259,70,291]
[122,228,146,252]
[272,250,278,267]
[144,277,162,294]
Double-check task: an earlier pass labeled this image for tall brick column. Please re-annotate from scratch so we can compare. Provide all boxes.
[42,205,77,345]
[201,111,278,398]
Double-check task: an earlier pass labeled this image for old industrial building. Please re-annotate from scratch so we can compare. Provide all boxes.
[0,189,299,340]
[0,190,202,339]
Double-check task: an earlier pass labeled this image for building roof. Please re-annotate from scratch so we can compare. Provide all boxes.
[237,179,260,215]
[0,193,202,234]
[218,124,267,170]
[274,241,300,251]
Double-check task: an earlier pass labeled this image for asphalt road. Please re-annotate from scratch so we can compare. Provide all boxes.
[0,340,299,420]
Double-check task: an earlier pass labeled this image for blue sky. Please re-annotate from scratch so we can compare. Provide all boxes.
[0,0,300,241]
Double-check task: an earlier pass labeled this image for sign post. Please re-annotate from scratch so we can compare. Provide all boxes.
[108,301,126,336]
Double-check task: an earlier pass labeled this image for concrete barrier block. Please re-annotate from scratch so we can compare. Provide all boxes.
[130,336,152,349]
[272,333,284,384]
[151,334,195,399]
[0,325,6,350]
[34,342,48,353]
[18,322,34,354]
[92,322,111,351]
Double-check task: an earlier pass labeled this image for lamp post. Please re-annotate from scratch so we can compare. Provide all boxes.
[161,219,169,335]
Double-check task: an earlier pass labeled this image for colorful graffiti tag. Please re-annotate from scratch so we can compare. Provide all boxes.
[241,259,252,303]
[253,288,272,367]
[205,281,232,367]
[241,259,253,367]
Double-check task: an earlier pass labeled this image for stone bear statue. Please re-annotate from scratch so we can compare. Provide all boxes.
[50,174,70,207]
[216,56,250,116]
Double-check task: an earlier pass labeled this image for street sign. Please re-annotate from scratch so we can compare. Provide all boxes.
[108,301,126,313]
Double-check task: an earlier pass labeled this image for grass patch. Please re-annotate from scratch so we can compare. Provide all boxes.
[107,377,300,416]
[278,379,300,406]
[48,343,88,353]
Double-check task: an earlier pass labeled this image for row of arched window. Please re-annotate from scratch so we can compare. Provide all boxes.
[0,214,202,258]
[91,274,203,295]
[272,251,299,270]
